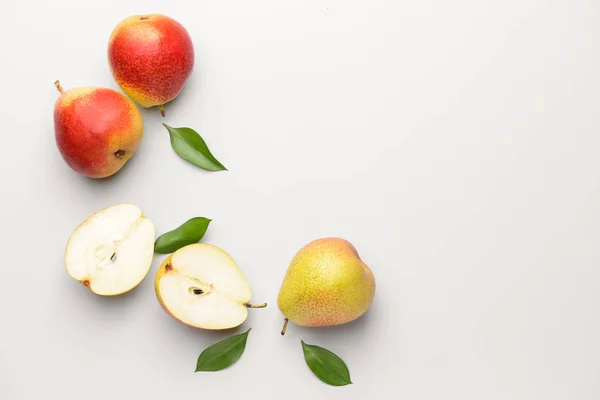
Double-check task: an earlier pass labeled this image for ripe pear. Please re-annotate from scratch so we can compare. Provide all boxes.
[53,81,144,178]
[108,14,194,116]
[278,238,375,334]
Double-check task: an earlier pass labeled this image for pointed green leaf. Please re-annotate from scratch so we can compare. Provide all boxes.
[301,341,352,386]
[154,217,212,254]
[163,124,227,171]
[195,329,251,372]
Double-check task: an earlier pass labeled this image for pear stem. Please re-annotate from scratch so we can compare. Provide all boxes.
[281,318,289,336]
[159,104,166,117]
[54,80,64,94]
[244,302,267,308]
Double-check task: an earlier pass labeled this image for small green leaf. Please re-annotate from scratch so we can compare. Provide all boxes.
[301,341,352,386]
[195,329,251,372]
[154,217,212,254]
[163,123,227,171]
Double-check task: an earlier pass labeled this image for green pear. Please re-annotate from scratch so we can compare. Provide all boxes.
[277,238,375,334]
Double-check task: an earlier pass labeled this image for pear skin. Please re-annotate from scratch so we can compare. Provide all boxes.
[278,238,375,331]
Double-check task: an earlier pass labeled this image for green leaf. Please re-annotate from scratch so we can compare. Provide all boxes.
[154,217,212,254]
[163,123,227,171]
[195,329,251,372]
[301,341,352,386]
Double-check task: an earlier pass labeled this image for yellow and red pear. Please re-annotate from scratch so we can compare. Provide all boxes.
[278,238,375,333]
[53,81,144,178]
[108,14,194,116]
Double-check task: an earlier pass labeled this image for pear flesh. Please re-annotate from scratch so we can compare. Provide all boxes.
[155,244,265,330]
[65,204,155,296]
[278,238,375,332]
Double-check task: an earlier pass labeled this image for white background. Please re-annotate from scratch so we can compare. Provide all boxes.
[1,1,599,399]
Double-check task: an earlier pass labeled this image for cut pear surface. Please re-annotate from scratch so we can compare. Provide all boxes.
[155,244,264,330]
[65,204,155,296]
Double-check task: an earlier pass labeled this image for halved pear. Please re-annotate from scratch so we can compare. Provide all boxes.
[155,244,266,329]
[65,204,155,296]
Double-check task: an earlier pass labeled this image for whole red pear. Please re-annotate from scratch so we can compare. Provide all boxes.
[108,14,194,116]
[53,81,144,178]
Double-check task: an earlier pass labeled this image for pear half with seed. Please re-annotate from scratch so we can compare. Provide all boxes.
[65,204,155,295]
[155,244,266,329]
